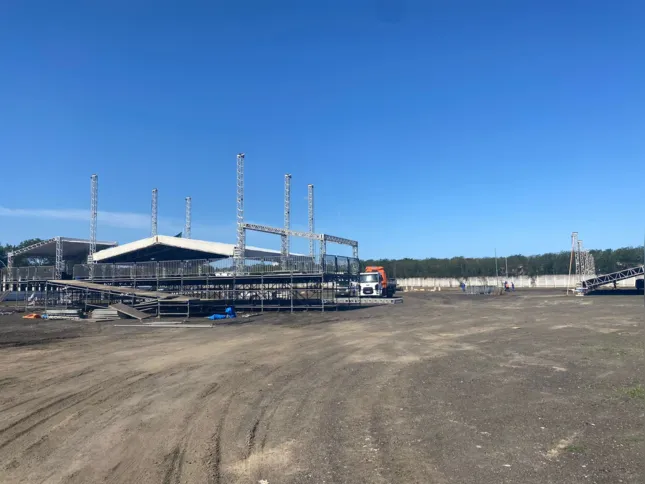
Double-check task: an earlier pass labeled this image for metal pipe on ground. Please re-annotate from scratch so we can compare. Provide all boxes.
[114,323,214,328]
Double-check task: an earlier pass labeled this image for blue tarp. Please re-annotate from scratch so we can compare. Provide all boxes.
[208,307,236,320]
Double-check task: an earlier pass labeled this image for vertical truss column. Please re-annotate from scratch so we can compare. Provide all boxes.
[184,196,192,239]
[281,174,292,268]
[573,233,582,283]
[320,238,327,263]
[567,231,577,289]
[234,153,245,274]
[151,188,158,237]
[55,237,63,279]
[7,254,13,277]
[308,184,315,259]
[89,174,98,279]
[352,243,359,260]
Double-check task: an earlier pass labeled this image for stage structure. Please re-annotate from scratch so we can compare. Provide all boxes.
[1,151,362,312]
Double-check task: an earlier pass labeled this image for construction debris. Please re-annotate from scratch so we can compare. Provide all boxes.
[90,308,120,321]
[43,309,82,320]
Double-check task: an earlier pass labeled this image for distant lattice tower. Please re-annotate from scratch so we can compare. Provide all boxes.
[151,188,158,236]
[234,153,245,273]
[89,174,98,279]
[308,184,314,259]
[281,174,292,264]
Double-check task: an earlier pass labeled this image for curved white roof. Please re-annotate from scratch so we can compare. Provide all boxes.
[92,235,282,263]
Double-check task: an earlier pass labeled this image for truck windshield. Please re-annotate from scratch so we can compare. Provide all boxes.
[360,274,379,283]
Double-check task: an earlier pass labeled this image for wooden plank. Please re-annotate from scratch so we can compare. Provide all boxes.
[48,280,191,301]
[109,303,152,320]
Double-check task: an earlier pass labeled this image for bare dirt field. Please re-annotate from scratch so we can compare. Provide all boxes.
[0,291,644,484]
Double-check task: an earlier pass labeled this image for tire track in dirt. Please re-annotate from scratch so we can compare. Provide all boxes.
[206,362,290,484]
[162,445,186,484]
[152,371,230,484]
[17,366,211,484]
[216,345,360,484]
[0,396,38,414]
[240,347,345,454]
[314,360,403,484]
[255,349,352,453]
[0,372,145,452]
[210,392,235,484]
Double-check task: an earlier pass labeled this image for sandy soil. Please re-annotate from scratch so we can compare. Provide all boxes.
[0,291,644,483]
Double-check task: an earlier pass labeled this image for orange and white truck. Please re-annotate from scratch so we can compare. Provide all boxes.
[359,266,397,297]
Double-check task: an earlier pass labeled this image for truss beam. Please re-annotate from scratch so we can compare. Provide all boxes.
[242,223,323,240]
[241,222,358,259]
[7,237,58,258]
[584,265,644,291]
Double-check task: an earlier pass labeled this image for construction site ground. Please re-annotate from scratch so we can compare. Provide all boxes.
[0,291,644,484]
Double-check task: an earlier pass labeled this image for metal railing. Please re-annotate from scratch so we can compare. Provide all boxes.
[71,255,359,281]
[1,266,56,282]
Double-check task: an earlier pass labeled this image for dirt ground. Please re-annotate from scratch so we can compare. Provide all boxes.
[0,291,643,484]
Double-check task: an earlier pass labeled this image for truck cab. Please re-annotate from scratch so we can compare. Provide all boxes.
[360,266,397,297]
[359,272,383,296]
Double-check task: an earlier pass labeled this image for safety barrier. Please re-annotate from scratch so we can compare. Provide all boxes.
[72,255,359,280]
[0,266,55,282]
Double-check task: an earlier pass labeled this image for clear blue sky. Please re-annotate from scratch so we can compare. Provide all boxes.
[1,1,643,259]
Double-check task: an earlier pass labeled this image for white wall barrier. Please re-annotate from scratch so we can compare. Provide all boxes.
[397,275,640,290]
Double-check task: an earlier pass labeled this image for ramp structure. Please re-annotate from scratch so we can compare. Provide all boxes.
[109,303,152,320]
[582,265,644,292]
[48,279,191,301]
[46,279,197,317]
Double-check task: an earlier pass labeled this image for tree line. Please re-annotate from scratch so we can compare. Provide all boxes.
[361,246,644,279]
[2,238,643,278]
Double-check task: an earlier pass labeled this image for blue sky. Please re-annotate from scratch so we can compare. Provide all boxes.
[1,1,643,259]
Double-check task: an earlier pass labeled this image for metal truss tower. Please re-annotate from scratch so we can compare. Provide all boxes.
[184,196,192,239]
[55,237,63,279]
[234,153,245,273]
[308,184,314,258]
[151,188,158,237]
[89,174,98,279]
[572,233,596,284]
[573,233,582,283]
[281,174,292,265]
